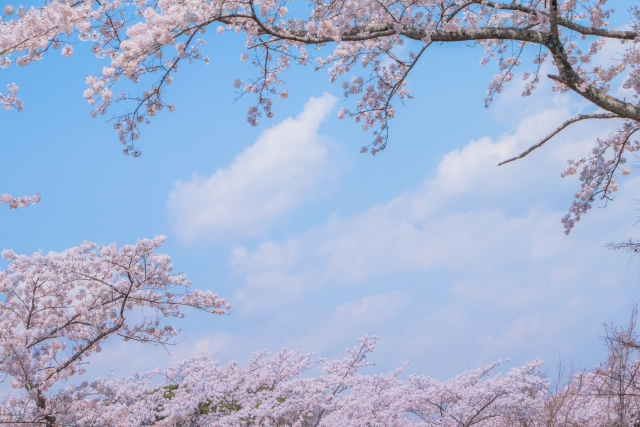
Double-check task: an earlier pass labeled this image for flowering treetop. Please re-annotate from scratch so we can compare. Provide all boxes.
[76,337,549,427]
[0,236,230,426]
[13,330,640,427]
[60,314,640,427]
[6,333,552,427]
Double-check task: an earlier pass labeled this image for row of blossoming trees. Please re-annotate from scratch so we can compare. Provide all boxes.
[0,235,638,427]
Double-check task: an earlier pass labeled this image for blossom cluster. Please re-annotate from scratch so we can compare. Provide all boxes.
[0,236,230,425]
[561,122,640,234]
[0,192,40,209]
[0,83,21,111]
[73,338,548,427]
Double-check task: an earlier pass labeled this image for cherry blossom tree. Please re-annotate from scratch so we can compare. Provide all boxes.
[0,0,639,227]
[540,305,640,427]
[0,235,230,426]
[43,336,551,427]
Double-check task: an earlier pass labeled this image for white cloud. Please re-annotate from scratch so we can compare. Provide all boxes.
[157,66,640,378]
[334,291,408,323]
[222,96,640,375]
[229,102,626,292]
[76,102,623,381]
[167,94,338,244]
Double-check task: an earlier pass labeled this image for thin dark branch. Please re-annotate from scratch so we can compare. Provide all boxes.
[498,113,620,166]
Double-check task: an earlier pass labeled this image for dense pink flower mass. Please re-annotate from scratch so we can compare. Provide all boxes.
[0,236,230,425]
[76,338,549,427]
[1,0,639,227]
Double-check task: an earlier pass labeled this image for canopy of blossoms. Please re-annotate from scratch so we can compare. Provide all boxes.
[1,0,639,229]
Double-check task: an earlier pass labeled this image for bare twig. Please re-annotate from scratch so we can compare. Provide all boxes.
[498,113,620,166]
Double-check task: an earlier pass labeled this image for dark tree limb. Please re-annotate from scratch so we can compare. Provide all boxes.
[498,113,621,166]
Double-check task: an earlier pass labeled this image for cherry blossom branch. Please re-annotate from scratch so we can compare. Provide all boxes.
[468,0,637,40]
[498,113,621,166]
[606,239,640,255]
[546,73,640,123]
[561,123,640,234]
[0,193,41,210]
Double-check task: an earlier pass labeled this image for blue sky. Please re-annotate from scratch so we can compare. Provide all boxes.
[1,27,640,381]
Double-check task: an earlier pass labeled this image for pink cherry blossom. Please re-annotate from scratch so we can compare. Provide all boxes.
[0,192,40,209]
[0,236,230,426]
